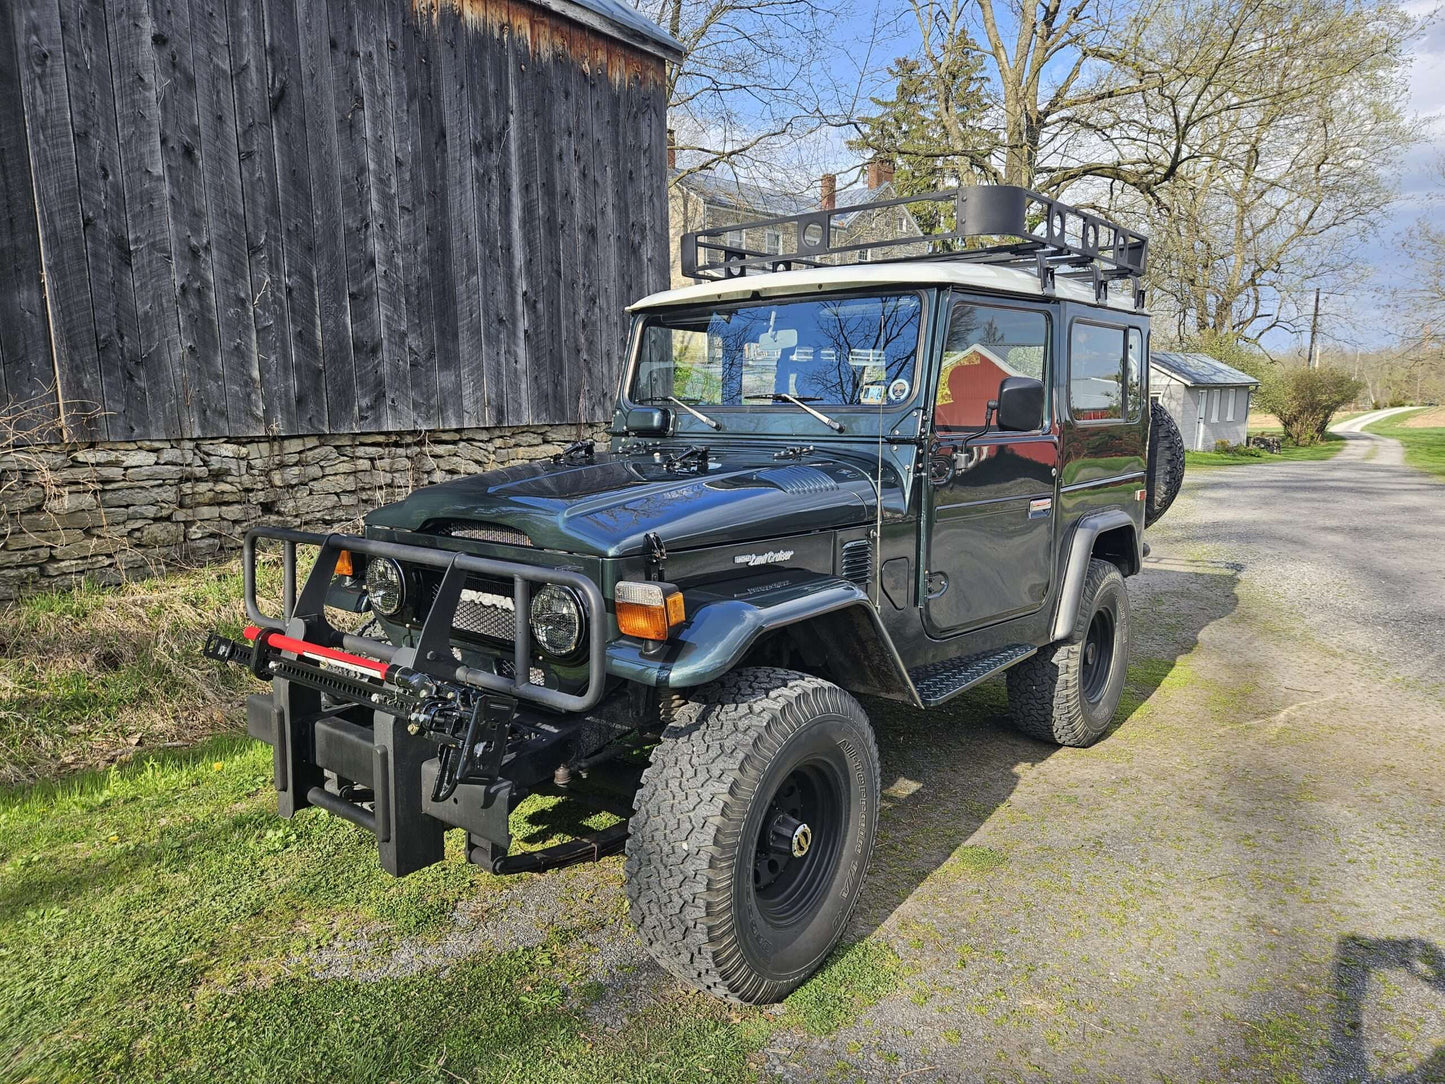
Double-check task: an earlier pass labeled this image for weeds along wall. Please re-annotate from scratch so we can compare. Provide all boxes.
[0,424,607,601]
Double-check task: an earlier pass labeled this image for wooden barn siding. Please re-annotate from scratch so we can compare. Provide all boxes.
[0,0,667,441]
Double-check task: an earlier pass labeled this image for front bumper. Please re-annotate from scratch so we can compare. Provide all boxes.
[215,527,627,876]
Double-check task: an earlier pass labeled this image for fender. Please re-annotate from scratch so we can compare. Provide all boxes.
[1050,509,1140,642]
[606,569,919,704]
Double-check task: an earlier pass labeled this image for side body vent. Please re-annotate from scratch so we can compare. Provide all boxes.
[840,538,873,587]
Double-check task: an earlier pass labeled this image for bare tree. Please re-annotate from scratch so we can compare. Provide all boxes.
[1393,155,1445,384]
[636,0,879,181]
[1117,0,1415,345]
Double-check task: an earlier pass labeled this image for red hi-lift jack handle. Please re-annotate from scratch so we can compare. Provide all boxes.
[239,625,392,680]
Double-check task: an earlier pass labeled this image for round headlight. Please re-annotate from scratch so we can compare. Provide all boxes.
[364,558,406,617]
[529,584,584,657]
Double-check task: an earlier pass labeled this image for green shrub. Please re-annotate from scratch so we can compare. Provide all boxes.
[1254,366,1364,445]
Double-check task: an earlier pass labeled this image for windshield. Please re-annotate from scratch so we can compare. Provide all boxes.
[630,294,923,409]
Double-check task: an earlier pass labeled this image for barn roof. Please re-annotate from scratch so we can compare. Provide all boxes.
[537,0,684,60]
[1150,352,1259,387]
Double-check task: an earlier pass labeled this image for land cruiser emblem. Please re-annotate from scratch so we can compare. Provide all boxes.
[733,550,794,567]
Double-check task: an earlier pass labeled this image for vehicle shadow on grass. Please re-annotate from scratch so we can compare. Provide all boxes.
[845,557,1241,941]
[1324,935,1445,1084]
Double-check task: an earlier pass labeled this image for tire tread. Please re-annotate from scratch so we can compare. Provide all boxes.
[624,667,878,1004]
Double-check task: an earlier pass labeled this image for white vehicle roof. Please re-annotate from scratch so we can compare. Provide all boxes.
[629,262,1147,315]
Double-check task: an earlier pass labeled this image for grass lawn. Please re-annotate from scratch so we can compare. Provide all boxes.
[0,570,904,1083]
[0,730,912,1084]
[1184,432,1346,468]
[1364,408,1445,480]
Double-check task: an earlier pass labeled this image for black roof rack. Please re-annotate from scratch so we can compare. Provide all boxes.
[679,184,1148,311]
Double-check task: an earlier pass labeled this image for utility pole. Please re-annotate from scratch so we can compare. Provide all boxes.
[1307,287,1321,369]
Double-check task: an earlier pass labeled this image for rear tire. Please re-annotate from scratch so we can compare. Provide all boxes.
[1146,399,1186,527]
[624,667,880,1004]
[1007,559,1130,747]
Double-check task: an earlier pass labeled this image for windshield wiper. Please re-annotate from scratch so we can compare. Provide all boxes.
[743,393,844,433]
[638,395,721,430]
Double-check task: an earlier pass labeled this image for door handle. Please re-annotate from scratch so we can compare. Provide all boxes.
[925,571,948,599]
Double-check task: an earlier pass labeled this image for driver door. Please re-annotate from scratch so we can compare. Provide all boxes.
[924,297,1059,637]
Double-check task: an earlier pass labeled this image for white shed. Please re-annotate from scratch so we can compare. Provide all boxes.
[1150,352,1261,451]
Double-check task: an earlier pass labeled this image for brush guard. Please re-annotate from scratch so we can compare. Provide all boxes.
[206,527,619,876]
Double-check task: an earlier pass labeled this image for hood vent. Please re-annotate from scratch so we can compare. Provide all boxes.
[840,538,873,587]
[757,465,837,494]
[435,521,533,547]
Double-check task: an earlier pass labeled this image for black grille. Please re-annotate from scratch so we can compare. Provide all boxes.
[452,587,516,640]
[840,538,873,587]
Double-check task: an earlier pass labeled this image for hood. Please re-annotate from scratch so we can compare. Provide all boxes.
[366,448,886,557]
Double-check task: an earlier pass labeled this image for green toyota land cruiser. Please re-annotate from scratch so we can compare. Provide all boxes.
[206,183,1186,1004]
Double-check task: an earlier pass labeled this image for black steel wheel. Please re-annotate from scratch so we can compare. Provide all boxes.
[1007,558,1130,747]
[625,667,880,1004]
[1079,608,1117,704]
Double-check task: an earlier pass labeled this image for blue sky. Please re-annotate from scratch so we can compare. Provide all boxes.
[1349,1,1444,350]
[660,0,1443,352]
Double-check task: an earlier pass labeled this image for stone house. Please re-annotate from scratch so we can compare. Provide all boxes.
[666,161,921,287]
[1150,352,1261,451]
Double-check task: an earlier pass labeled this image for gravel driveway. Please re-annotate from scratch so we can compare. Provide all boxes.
[305,423,1445,1083]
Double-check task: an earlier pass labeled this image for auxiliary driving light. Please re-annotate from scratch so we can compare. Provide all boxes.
[615,581,685,641]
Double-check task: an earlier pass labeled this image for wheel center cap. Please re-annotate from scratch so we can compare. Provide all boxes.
[1085,642,1097,665]
[791,822,812,857]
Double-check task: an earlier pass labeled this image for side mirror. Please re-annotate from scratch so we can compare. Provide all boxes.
[995,377,1045,432]
[624,406,671,436]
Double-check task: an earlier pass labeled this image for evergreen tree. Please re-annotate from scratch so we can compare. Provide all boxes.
[850,50,995,232]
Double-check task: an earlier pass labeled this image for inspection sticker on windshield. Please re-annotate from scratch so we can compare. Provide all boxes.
[860,383,885,405]
[887,378,911,402]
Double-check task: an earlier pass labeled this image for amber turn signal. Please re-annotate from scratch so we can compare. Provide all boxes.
[334,549,354,578]
[615,581,685,641]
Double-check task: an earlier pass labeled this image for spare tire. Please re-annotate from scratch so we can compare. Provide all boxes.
[1145,400,1185,527]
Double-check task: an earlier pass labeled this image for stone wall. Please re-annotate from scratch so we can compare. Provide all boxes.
[0,423,606,601]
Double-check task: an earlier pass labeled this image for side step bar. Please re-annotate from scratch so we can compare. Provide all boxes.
[908,644,1036,707]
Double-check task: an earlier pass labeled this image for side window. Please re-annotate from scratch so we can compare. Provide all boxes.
[934,301,1048,430]
[1069,322,1125,421]
[1127,329,1144,421]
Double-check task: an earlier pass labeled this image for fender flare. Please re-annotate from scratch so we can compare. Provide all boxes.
[606,572,918,703]
[1050,510,1140,642]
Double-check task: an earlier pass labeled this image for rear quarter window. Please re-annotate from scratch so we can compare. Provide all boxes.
[1069,322,1125,422]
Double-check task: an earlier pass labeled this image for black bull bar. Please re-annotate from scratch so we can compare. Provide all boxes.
[239,526,608,713]
[208,527,616,876]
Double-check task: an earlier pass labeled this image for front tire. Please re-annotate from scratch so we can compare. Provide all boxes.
[1007,558,1130,747]
[625,667,880,1004]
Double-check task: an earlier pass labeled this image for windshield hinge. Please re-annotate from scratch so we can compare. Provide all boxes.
[645,531,668,579]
